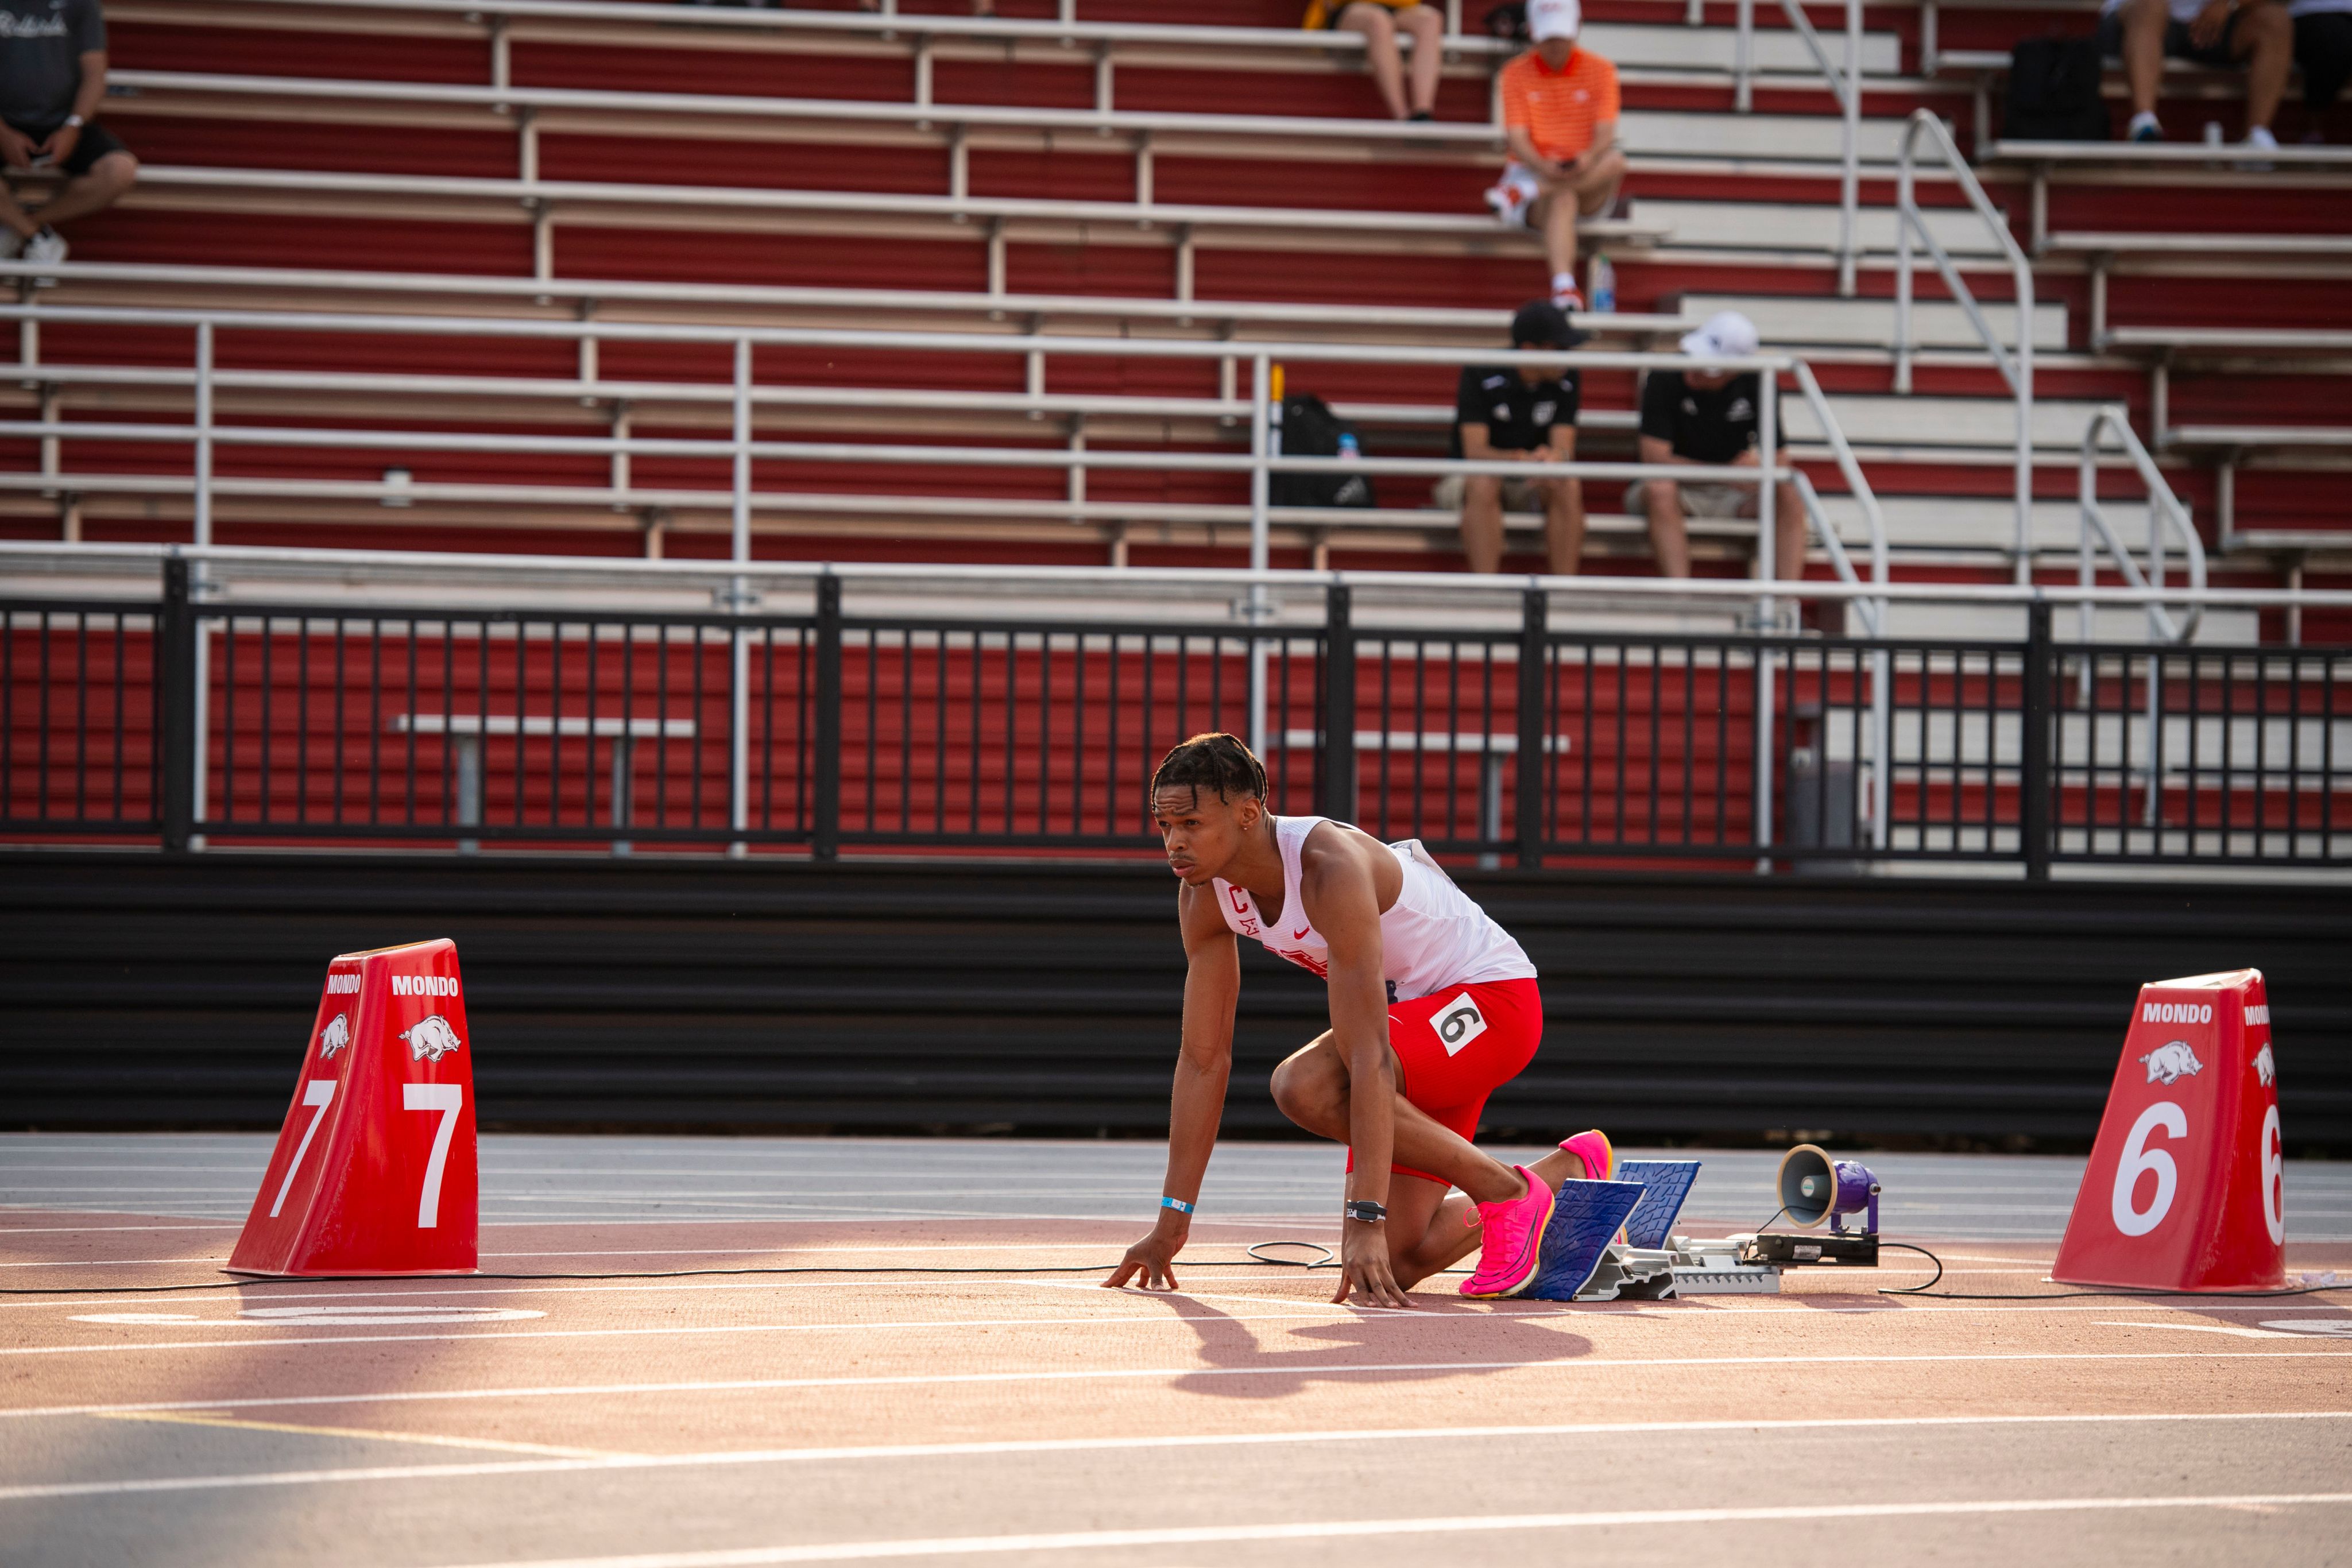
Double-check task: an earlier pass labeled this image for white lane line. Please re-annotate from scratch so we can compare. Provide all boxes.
[3,1347,2347,1424]
[0,1245,1187,1269]
[435,1493,2352,1565]
[2098,1321,2308,1340]
[5,1412,2348,1503]
[0,1303,1549,1356]
[0,1224,242,1234]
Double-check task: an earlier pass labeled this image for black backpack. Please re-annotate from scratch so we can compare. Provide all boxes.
[1271,393,1375,510]
[2002,38,2110,142]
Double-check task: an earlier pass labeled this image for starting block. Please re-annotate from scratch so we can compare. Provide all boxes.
[1522,1159,1789,1300]
[227,938,479,1278]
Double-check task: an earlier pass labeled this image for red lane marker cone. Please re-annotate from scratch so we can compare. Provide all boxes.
[2052,969,2284,1292]
[227,938,479,1278]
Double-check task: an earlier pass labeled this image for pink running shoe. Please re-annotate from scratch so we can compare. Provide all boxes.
[1561,1128,1615,1183]
[1458,1164,1554,1299]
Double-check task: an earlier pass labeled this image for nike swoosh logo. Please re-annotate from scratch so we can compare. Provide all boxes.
[1291,927,1310,940]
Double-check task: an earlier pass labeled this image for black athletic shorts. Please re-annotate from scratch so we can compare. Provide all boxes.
[2095,6,2247,68]
[6,117,130,177]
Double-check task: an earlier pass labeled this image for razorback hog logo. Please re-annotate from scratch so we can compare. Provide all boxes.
[2140,1040,2203,1085]
[318,1013,350,1060]
[2254,1044,2276,1089]
[400,1014,464,1063]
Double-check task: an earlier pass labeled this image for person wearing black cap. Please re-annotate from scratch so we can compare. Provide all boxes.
[1434,299,1587,575]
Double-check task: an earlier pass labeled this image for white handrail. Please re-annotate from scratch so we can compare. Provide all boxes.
[0,260,1692,339]
[1894,107,2034,584]
[110,69,1507,149]
[5,539,2340,610]
[2075,405,2208,829]
[182,0,1519,59]
[2076,405,2206,648]
[1734,0,1863,296]
[0,300,1874,607]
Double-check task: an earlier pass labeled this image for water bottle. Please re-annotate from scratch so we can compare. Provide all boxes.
[1337,432,1360,460]
[1589,253,1617,315]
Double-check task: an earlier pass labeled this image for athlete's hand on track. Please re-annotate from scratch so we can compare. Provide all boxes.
[1104,1214,1186,1291]
[1332,1219,1412,1309]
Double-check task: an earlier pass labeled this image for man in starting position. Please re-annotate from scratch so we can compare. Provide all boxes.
[1105,733,1614,1307]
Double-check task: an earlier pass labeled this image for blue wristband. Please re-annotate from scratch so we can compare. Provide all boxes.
[1160,1195,1194,1215]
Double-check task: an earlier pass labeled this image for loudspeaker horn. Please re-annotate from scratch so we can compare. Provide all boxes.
[1776,1143,1881,1234]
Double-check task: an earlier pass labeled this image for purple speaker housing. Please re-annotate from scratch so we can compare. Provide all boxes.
[1829,1159,1881,1236]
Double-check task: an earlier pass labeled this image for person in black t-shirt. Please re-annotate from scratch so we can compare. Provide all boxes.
[0,0,137,268]
[1436,300,1588,575]
[1623,311,1805,580]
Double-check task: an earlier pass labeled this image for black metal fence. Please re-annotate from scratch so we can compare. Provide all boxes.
[5,562,2349,872]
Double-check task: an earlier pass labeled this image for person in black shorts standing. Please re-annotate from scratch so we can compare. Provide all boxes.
[1434,299,1587,575]
[0,0,137,268]
[1623,310,1806,580]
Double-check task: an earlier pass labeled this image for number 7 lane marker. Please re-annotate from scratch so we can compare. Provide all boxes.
[404,1083,464,1229]
[268,1082,338,1221]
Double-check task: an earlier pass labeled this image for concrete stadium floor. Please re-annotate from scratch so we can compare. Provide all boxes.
[5,1134,2352,1567]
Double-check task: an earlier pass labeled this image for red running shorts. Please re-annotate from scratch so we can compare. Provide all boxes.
[1350,976,1544,1186]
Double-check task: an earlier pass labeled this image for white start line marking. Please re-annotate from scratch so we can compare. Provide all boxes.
[71,1306,547,1328]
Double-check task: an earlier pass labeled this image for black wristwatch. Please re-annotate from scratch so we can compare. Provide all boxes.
[1344,1199,1388,1225]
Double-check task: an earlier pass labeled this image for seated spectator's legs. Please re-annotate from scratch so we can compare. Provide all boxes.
[1543,474,1585,576]
[1627,467,1805,579]
[1457,473,1507,574]
[2114,0,2174,122]
[1399,5,1443,118]
[1530,149,1626,299]
[1633,477,1694,579]
[19,148,136,233]
[0,120,137,244]
[1336,3,1434,120]
[2232,0,2294,134]
[2300,11,2352,122]
[1452,473,1585,575]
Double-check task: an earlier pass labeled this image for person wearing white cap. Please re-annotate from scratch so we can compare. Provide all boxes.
[1484,0,1625,311]
[1621,311,1806,580]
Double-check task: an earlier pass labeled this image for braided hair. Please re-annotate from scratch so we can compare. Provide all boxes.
[1148,732,1267,810]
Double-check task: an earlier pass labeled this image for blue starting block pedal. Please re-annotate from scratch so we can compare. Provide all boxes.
[1523,1179,1646,1302]
[1614,1159,1702,1249]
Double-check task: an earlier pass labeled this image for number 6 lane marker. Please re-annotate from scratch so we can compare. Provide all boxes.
[404,1083,464,1229]
[267,1080,338,1219]
[2111,1101,2188,1238]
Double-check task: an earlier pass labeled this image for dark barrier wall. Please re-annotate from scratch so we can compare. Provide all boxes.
[3,851,2347,1148]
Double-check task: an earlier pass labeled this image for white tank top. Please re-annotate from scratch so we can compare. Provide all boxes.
[1209,815,1537,1001]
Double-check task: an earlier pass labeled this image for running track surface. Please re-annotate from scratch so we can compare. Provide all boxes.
[6,1135,2351,1567]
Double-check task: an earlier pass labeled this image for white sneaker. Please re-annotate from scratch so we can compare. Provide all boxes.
[2239,125,2277,171]
[1484,162,1541,229]
[22,225,65,284]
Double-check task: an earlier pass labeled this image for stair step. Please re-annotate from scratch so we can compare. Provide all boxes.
[1877,602,2260,644]
[1678,292,2068,351]
[1810,495,2177,553]
[1501,20,1906,74]
[1787,393,2112,450]
[1621,109,1916,164]
[1631,198,2014,256]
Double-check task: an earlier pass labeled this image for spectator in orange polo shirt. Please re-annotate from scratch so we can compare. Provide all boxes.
[1485,0,1626,310]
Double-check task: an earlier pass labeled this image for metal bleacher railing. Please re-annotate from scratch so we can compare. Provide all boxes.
[0,299,1889,591]
[1894,107,2035,584]
[4,545,2347,875]
[1731,0,1864,295]
[114,0,1900,286]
